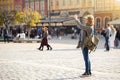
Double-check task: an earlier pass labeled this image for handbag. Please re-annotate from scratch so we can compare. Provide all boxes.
[84,32,99,53]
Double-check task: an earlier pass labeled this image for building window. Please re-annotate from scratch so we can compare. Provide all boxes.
[30,2,34,10]
[96,0,104,11]
[69,0,72,5]
[50,0,53,6]
[62,0,65,6]
[88,0,92,2]
[56,0,59,6]
[104,1,111,11]
[40,0,44,15]
[82,0,86,3]
[25,3,29,8]
[35,2,39,11]
[76,0,79,4]
[96,18,101,28]
[105,17,110,27]
[30,0,34,1]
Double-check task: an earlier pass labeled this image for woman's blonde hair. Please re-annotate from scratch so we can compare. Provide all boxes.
[110,25,116,32]
[84,15,94,26]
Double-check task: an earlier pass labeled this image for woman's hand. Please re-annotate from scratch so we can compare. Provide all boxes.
[74,14,79,20]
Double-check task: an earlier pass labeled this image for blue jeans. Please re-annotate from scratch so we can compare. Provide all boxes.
[105,37,110,51]
[82,47,91,74]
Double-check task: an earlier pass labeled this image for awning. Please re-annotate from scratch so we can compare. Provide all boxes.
[108,19,120,25]
[63,20,76,26]
[37,17,74,24]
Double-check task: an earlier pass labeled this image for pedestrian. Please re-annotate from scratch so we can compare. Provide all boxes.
[74,14,94,77]
[38,27,52,51]
[115,26,120,48]
[109,25,117,48]
[101,27,106,47]
[104,24,111,51]
[2,27,9,43]
[37,28,42,39]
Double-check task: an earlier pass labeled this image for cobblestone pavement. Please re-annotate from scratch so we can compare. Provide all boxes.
[0,37,120,80]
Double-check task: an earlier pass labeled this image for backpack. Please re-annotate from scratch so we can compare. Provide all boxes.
[101,30,106,37]
[84,31,99,53]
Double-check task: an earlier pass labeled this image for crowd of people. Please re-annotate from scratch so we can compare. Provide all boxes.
[0,26,72,42]
[101,24,120,50]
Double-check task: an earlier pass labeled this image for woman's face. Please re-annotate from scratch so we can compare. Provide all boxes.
[84,18,88,24]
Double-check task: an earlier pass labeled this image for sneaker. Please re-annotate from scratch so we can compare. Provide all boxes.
[104,50,109,52]
[50,47,52,50]
[82,72,89,76]
[48,46,52,50]
[76,45,80,48]
[80,72,91,77]
[89,72,92,75]
[37,48,40,50]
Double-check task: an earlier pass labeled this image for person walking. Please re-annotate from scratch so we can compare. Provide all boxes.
[74,14,94,77]
[101,27,107,48]
[38,27,52,51]
[104,24,111,51]
[3,27,9,43]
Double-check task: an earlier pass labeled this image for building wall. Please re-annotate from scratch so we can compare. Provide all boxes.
[95,13,112,30]
[14,0,25,11]
[50,0,120,31]
[94,0,120,31]
[50,0,94,18]
[0,0,120,31]
[25,0,48,17]
[0,0,14,12]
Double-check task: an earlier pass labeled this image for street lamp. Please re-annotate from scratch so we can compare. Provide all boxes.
[48,0,51,29]
[94,0,96,15]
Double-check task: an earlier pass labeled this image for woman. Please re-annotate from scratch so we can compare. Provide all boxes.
[74,14,94,76]
[109,25,117,48]
[38,27,52,51]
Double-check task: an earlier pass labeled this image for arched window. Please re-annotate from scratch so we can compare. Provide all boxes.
[96,18,101,28]
[105,17,110,27]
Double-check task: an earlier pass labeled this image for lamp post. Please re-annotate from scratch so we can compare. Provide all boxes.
[94,0,96,28]
[94,0,96,15]
[48,0,51,29]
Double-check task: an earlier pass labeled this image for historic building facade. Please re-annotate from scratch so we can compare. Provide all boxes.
[25,0,48,18]
[0,0,14,12]
[14,0,25,11]
[50,0,120,31]
[0,0,120,31]
[0,0,25,12]
[94,0,120,31]
[50,0,94,18]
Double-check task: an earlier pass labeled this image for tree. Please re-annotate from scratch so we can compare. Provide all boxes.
[14,8,41,27]
[14,8,41,38]
[0,10,17,28]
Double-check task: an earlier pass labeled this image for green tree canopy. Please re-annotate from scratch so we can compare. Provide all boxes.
[0,10,17,28]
